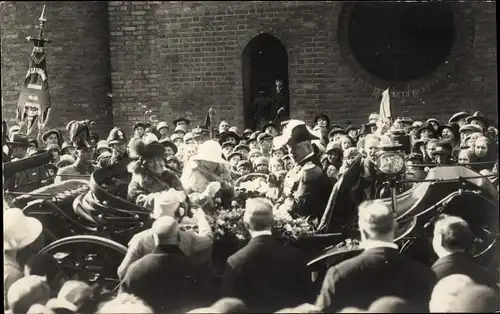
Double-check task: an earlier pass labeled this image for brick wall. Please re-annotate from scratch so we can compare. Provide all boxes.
[107,1,497,135]
[2,2,496,139]
[1,1,113,138]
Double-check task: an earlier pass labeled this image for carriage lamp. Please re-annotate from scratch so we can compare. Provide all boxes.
[375,139,406,176]
[375,137,406,214]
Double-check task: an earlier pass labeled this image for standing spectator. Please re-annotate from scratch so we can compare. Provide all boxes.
[431,215,498,288]
[221,198,312,312]
[257,132,273,159]
[457,149,476,169]
[99,127,128,167]
[315,200,436,312]
[156,121,170,142]
[4,208,45,307]
[119,216,202,313]
[448,111,469,127]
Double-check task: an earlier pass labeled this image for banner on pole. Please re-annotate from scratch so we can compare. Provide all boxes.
[16,5,51,136]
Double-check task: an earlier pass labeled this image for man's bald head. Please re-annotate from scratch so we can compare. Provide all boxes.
[243,198,273,232]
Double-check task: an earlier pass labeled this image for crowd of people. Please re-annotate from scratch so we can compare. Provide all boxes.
[3,109,499,313]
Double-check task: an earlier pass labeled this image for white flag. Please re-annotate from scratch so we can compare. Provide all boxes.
[379,89,392,121]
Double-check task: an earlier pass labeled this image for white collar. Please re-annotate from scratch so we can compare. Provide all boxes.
[360,239,398,250]
[249,230,272,238]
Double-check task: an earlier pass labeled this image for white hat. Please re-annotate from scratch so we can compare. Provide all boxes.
[153,188,187,219]
[192,140,228,164]
[174,125,187,135]
[4,208,43,250]
[142,133,159,145]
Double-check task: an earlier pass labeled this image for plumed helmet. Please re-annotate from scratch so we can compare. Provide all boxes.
[67,120,92,149]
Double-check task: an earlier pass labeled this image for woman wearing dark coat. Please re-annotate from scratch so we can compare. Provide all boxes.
[127,140,185,211]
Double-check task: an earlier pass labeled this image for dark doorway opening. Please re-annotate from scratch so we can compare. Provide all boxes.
[242,34,290,130]
[346,2,456,85]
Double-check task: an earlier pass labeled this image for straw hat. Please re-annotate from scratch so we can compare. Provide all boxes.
[192,140,227,164]
[4,208,43,250]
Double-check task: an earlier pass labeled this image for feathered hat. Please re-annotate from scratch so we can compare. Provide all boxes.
[66,120,92,149]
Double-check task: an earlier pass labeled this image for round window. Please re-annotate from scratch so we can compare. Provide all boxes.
[340,2,456,88]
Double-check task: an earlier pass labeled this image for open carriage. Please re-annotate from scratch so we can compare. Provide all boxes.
[4,152,499,292]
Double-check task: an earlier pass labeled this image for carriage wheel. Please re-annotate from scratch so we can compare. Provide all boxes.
[38,235,127,292]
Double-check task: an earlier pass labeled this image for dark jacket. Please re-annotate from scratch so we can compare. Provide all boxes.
[127,170,184,209]
[316,247,437,312]
[119,244,202,313]
[431,252,498,289]
[283,156,333,220]
[221,235,312,312]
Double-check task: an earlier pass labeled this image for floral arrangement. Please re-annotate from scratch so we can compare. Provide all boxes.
[213,198,315,246]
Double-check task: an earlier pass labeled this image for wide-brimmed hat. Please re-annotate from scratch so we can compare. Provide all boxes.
[248,149,262,159]
[142,132,159,145]
[160,139,178,155]
[459,124,483,133]
[7,133,30,147]
[183,132,194,143]
[326,142,342,153]
[227,151,243,161]
[133,122,147,130]
[466,111,489,126]
[192,140,227,164]
[257,132,273,143]
[274,120,319,148]
[219,131,240,145]
[314,113,330,127]
[170,133,183,142]
[221,141,235,150]
[242,128,253,137]
[173,116,190,126]
[4,208,43,250]
[234,144,250,153]
[253,156,269,167]
[107,127,127,145]
[345,125,359,133]
[174,125,187,135]
[42,129,62,144]
[328,127,346,138]
[133,140,166,160]
[246,131,260,144]
[156,121,169,132]
[261,122,278,134]
[425,118,440,126]
[410,121,423,130]
[416,122,438,138]
[448,111,469,124]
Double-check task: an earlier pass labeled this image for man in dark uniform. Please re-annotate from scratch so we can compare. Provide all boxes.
[275,120,332,221]
[98,127,129,168]
[270,79,289,126]
[253,87,273,131]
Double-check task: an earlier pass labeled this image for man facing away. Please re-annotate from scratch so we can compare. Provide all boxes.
[316,200,437,312]
[431,214,498,289]
[221,198,312,312]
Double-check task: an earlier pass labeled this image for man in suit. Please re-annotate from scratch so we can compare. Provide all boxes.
[431,214,498,289]
[316,200,437,312]
[221,198,312,312]
[120,216,203,313]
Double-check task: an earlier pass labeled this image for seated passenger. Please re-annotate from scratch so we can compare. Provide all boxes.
[127,140,184,210]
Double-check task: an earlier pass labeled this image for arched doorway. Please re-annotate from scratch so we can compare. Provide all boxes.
[242,34,290,130]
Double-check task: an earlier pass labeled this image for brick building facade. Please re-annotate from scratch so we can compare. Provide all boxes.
[1,1,497,137]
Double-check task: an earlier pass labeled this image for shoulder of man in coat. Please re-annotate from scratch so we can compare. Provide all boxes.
[298,161,323,182]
